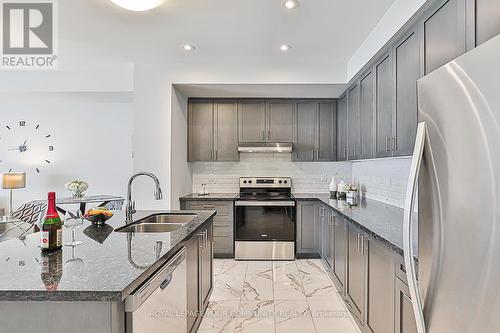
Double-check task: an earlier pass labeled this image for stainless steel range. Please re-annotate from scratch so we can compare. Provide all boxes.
[234,177,295,260]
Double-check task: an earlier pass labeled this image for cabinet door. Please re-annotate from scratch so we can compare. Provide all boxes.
[347,84,360,160]
[395,278,418,333]
[395,31,420,156]
[200,223,213,311]
[424,0,466,74]
[317,100,337,161]
[359,71,375,159]
[337,95,348,161]
[333,214,347,293]
[238,99,266,143]
[323,210,334,271]
[267,100,295,142]
[188,100,214,162]
[294,101,317,162]
[214,100,238,161]
[186,235,200,332]
[375,54,394,158]
[346,224,367,323]
[475,0,500,45]
[296,201,320,255]
[366,238,395,333]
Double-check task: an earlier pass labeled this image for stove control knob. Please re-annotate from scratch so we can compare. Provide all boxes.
[243,180,247,184]
[279,180,283,184]
[284,180,288,184]
[248,180,253,184]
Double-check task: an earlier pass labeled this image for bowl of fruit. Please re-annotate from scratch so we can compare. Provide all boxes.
[84,207,114,225]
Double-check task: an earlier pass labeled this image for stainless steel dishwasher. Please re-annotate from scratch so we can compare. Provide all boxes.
[125,248,187,333]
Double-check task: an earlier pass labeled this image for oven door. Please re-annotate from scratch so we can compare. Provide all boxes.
[234,200,295,241]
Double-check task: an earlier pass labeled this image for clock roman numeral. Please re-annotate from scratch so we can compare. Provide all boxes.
[45,134,51,138]
[45,160,51,164]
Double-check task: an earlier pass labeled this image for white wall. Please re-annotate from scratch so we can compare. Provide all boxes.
[347,0,426,80]
[0,94,133,211]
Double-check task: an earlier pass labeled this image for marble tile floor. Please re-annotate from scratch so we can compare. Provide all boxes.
[198,259,361,333]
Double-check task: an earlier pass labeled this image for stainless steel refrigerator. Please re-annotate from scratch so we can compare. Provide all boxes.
[404,35,500,333]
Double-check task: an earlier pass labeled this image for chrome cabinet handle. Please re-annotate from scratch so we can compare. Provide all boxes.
[361,236,365,255]
[393,136,397,152]
[403,122,427,333]
[385,136,389,152]
[357,233,360,253]
[198,233,204,248]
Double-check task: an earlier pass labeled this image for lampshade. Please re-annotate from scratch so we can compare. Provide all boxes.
[2,172,26,189]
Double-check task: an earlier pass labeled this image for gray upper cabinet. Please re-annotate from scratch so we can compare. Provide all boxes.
[188,100,214,162]
[359,71,375,159]
[267,100,295,142]
[375,53,394,158]
[238,99,267,143]
[394,30,421,156]
[475,0,500,45]
[424,0,466,74]
[317,101,337,161]
[347,84,360,160]
[295,101,317,161]
[214,100,238,161]
[337,95,348,161]
[366,237,395,333]
[296,200,320,255]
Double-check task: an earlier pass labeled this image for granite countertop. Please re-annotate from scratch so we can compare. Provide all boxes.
[294,193,416,257]
[180,193,238,200]
[0,210,215,302]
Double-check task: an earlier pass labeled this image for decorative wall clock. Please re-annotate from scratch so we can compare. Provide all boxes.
[0,121,55,173]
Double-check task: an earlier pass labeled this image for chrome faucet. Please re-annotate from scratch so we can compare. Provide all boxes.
[126,172,163,223]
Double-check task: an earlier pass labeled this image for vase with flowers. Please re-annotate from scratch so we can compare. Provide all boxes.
[65,180,89,199]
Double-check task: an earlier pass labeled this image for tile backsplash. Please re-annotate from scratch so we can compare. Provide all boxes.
[191,153,352,194]
[190,154,411,208]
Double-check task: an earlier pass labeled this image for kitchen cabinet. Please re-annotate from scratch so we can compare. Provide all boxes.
[395,277,418,333]
[188,99,238,162]
[332,212,347,294]
[181,200,234,257]
[345,224,368,324]
[238,99,267,143]
[199,223,213,311]
[321,206,334,271]
[394,30,421,156]
[475,0,500,45]
[366,237,395,333]
[186,235,200,333]
[188,99,214,162]
[359,70,375,159]
[294,100,337,162]
[347,84,360,160]
[375,53,394,158]
[337,95,348,161]
[423,0,466,74]
[296,200,320,257]
[267,100,295,142]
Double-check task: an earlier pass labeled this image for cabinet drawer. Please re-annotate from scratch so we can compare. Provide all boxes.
[213,235,233,254]
[395,254,408,284]
[185,201,232,216]
[213,224,232,236]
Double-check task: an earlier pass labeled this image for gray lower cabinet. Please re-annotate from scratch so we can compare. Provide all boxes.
[214,100,239,161]
[188,99,214,162]
[345,224,368,324]
[199,223,213,311]
[182,200,234,257]
[321,206,334,271]
[296,200,320,256]
[394,29,421,156]
[375,53,394,158]
[337,95,348,161]
[347,84,360,160]
[186,234,200,333]
[395,277,418,333]
[424,0,466,74]
[365,237,395,333]
[332,212,347,294]
[475,0,500,45]
[359,71,375,159]
[238,99,267,143]
[267,100,295,142]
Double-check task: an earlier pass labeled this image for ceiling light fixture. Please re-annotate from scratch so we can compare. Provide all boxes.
[183,44,195,51]
[110,0,164,12]
[280,44,291,52]
[282,0,299,9]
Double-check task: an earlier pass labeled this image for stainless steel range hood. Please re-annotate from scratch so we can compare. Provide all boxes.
[238,142,293,153]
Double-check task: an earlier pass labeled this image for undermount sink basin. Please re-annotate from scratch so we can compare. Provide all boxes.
[115,213,197,233]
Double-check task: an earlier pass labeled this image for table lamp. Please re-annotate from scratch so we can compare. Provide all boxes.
[2,172,26,217]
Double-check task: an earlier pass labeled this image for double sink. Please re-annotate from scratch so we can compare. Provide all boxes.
[115,213,198,233]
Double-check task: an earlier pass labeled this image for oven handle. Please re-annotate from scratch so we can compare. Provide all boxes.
[235,201,296,207]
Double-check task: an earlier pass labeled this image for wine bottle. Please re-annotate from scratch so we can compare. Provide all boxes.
[40,192,63,252]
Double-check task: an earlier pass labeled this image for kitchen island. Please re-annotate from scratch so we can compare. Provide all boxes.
[0,209,216,333]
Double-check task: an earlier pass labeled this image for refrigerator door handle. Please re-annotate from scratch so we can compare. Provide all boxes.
[403,122,427,333]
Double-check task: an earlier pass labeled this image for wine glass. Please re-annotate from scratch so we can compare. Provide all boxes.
[64,211,83,246]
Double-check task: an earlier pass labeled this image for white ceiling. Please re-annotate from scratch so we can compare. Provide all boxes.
[61,0,397,64]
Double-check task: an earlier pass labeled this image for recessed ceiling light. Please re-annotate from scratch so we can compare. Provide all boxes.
[110,0,164,11]
[183,44,195,51]
[280,44,291,52]
[282,0,299,9]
